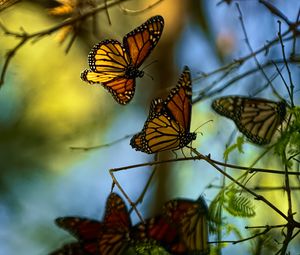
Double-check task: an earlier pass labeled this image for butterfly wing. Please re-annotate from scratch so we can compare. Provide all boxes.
[212,96,287,144]
[130,98,186,153]
[164,66,193,131]
[123,15,164,68]
[164,197,210,254]
[49,242,91,255]
[98,193,131,255]
[81,40,136,104]
[84,40,130,81]
[55,217,103,254]
[132,215,187,254]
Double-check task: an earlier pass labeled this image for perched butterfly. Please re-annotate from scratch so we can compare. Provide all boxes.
[130,66,197,154]
[212,96,287,145]
[49,193,132,255]
[163,197,210,254]
[81,15,164,104]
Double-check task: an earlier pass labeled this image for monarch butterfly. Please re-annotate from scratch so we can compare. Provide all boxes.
[130,66,197,154]
[49,193,132,255]
[81,15,164,105]
[211,96,287,145]
[163,197,210,254]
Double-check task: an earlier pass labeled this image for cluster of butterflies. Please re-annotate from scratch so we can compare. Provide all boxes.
[49,193,209,255]
[81,15,287,151]
[49,13,289,255]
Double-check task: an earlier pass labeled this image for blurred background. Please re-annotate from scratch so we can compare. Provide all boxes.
[0,0,299,254]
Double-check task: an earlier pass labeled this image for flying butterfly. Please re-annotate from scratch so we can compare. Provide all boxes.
[211,96,287,145]
[130,66,197,154]
[49,193,132,255]
[81,15,164,104]
[163,196,210,254]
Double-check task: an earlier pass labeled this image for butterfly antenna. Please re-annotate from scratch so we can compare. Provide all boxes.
[142,59,158,72]
[142,60,159,81]
[144,72,154,81]
[194,119,213,134]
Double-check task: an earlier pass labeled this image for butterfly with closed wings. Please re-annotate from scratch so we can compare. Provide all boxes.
[130,66,197,154]
[81,15,164,105]
[212,96,287,145]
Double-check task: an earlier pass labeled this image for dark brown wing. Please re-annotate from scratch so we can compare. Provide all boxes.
[164,197,210,254]
[212,96,287,144]
[97,193,131,255]
[55,217,102,254]
[49,242,91,255]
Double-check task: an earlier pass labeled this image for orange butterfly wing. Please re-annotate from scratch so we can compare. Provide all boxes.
[130,99,184,153]
[81,16,164,104]
[123,15,164,68]
[165,66,193,131]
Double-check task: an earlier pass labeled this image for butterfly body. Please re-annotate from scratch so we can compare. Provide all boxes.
[130,66,197,154]
[212,96,287,145]
[81,15,164,104]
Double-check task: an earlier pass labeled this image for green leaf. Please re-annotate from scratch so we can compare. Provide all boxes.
[223,136,244,160]
[224,189,256,217]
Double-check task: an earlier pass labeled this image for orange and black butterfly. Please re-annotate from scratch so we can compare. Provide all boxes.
[163,196,210,254]
[130,66,196,154]
[49,193,132,255]
[132,197,209,254]
[81,15,164,105]
[211,96,287,145]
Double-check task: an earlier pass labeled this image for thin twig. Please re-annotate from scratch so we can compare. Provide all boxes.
[193,58,297,103]
[207,184,300,191]
[277,21,295,107]
[128,165,157,214]
[189,147,289,221]
[236,3,283,101]
[119,0,164,14]
[109,169,145,223]
[210,225,273,244]
[109,155,300,176]
[70,134,133,151]
[0,0,130,87]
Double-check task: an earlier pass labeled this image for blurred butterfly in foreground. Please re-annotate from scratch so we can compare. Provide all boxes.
[211,96,287,145]
[130,66,196,154]
[163,196,210,254]
[81,15,164,105]
[49,193,132,255]
[132,196,210,254]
